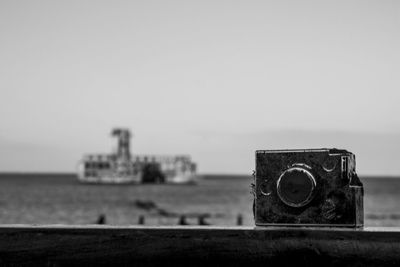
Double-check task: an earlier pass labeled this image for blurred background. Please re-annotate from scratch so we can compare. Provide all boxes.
[0,0,399,226]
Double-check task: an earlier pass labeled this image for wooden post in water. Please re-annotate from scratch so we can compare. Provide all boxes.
[138,215,145,225]
[236,214,243,225]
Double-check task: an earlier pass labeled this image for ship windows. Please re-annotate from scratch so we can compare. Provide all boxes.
[84,159,112,172]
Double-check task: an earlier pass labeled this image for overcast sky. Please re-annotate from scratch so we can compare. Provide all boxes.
[0,0,399,175]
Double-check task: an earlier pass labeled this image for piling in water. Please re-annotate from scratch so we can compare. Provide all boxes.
[138,215,145,225]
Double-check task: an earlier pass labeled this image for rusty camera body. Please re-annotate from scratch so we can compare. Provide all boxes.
[254,149,363,227]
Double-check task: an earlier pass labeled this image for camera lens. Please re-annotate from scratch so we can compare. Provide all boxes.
[277,167,316,207]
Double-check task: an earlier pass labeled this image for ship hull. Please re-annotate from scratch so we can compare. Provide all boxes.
[77,175,142,184]
[165,173,197,184]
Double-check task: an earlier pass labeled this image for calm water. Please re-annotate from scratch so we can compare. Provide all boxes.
[0,173,398,226]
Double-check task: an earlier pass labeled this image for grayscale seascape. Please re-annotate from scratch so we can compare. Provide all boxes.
[0,0,399,265]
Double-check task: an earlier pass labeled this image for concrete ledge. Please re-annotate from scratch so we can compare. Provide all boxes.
[0,225,399,266]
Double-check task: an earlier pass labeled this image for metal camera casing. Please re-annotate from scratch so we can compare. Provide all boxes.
[254,149,363,227]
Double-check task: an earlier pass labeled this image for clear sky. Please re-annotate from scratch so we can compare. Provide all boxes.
[0,0,399,175]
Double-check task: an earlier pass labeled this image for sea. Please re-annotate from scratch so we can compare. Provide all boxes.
[0,173,398,227]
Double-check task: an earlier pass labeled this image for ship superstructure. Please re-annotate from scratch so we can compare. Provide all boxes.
[77,128,197,184]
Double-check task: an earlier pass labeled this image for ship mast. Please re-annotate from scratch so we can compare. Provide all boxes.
[111,128,131,161]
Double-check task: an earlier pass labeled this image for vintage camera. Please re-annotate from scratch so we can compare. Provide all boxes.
[253,149,363,227]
